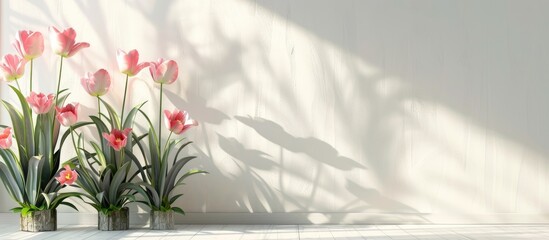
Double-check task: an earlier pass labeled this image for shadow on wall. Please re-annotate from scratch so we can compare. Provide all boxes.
[203,115,425,223]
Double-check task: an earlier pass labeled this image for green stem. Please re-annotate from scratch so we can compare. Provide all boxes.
[29,59,33,93]
[29,59,34,132]
[163,132,173,157]
[55,56,64,107]
[69,126,79,164]
[159,83,163,153]
[97,96,101,120]
[120,74,129,125]
[15,79,22,93]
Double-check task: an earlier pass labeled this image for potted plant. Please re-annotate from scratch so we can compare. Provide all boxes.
[125,58,207,230]
[68,51,150,231]
[0,27,89,232]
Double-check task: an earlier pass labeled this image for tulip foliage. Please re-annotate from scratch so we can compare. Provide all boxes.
[70,100,146,214]
[0,26,206,218]
[0,27,90,216]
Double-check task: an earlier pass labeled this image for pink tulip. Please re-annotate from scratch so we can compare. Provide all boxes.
[55,103,79,127]
[12,30,44,60]
[0,54,26,82]
[56,165,78,185]
[49,26,90,58]
[164,109,198,135]
[102,128,132,151]
[26,92,54,114]
[149,58,178,84]
[117,49,149,76]
[81,69,111,96]
[0,128,12,149]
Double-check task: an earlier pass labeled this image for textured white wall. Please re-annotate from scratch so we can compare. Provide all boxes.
[2,0,549,224]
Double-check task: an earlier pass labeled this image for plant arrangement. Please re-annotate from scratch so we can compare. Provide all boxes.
[0,26,206,232]
[0,27,89,232]
[127,58,207,230]
[67,50,150,231]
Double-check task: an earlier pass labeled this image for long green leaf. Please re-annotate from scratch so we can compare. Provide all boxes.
[2,100,27,162]
[58,122,93,153]
[133,133,151,180]
[99,99,121,130]
[50,192,83,209]
[89,116,111,160]
[41,192,57,209]
[59,201,79,211]
[0,149,25,195]
[158,140,177,198]
[0,162,25,203]
[148,129,159,187]
[90,141,107,170]
[173,141,192,166]
[123,102,146,150]
[174,170,209,189]
[164,156,197,195]
[169,193,184,205]
[138,181,160,208]
[26,155,44,205]
[108,162,130,204]
[172,206,185,215]
[9,86,35,158]
[124,149,148,183]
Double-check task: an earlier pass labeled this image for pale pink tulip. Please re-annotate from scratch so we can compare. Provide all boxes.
[102,128,132,151]
[55,103,79,126]
[149,58,178,84]
[0,128,12,149]
[27,92,54,114]
[164,109,198,135]
[56,165,78,185]
[117,49,149,76]
[49,26,90,58]
[81,69,111,96]
[0,54,26,82]
[12,30,44,60]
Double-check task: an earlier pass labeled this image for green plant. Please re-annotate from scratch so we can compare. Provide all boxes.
[127,110,207,214]
[0,87,81,215]
[69,100,146,214]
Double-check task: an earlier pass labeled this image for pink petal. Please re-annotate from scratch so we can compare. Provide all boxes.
[66,42,90,57]
[133,62,149,76]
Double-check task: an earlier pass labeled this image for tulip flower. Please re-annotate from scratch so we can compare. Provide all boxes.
[102,128,132,151]
[164,109,198,135]
[117,49,149,77]
[56,103,79,127]
[49,26,90,58]
[149,58,178,84]
[0,54,26,82]
[0,128,12,149]
[81,69,111,97]
[56,165,78,185]
[12,30,44,60]
[26,92,54,114]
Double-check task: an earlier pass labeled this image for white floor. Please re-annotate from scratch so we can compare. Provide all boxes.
[0,224,548,239]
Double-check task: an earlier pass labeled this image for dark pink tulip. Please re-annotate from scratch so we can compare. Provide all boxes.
[55,103,79,127]
[102,128,132,151]
[164,109,198,135]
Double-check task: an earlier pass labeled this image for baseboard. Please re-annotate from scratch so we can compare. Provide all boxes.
[1,212,549,225]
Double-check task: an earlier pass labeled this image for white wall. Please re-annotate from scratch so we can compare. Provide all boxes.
[2,0,549,224]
